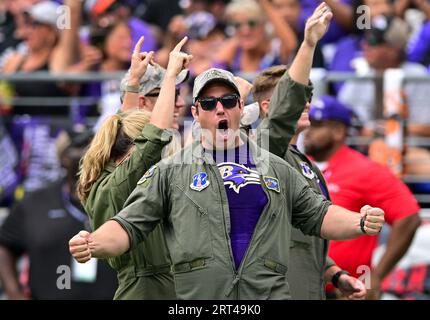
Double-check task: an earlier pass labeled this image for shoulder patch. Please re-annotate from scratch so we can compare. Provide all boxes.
[300,162,315,180]
[263,176,280,193]
[137,165,157,185]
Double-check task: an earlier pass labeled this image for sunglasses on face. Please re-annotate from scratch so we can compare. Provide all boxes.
[231,19,259,30]
[24,18,45,29]
[145,88,181,101]
[196,94,239,111]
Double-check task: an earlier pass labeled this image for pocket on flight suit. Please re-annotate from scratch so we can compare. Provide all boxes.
[170,184,213,259]
[249,257,290,300]
[172,258,220,300]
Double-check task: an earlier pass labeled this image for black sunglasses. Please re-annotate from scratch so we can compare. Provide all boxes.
[145,88,181,101]
[196,94,239,111]
[231,19,259,30]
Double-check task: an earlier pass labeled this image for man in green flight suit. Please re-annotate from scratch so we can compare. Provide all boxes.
[253,64,366,299]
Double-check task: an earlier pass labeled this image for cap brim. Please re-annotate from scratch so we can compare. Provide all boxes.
[175,69,189,86]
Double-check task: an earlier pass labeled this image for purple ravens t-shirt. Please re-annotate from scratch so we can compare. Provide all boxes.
[210,143,268,270]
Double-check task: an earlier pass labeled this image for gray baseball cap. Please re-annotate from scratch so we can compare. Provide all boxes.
[120,63,189,101]
[24,1,60,27]
[192,68,240,102]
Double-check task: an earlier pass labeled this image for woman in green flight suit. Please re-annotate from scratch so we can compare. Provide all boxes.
[75,36,192,299]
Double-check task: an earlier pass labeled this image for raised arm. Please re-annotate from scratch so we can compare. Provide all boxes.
[150,36,192,129]
[121,36,154,112]
[258,0,298,63]
[50,0,82,72]
[289,2,332,84]
[257,3,332,156]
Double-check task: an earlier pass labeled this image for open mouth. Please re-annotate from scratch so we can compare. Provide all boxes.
[217,120,229,140]
[218,120,228,130]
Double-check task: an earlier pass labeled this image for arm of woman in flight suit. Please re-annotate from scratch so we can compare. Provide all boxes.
[87,37,193,229]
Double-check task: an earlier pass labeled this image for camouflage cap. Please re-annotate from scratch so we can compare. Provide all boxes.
[120,63,189,102]
[192,68,240,102]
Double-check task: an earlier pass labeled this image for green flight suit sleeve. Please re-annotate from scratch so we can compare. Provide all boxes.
[288,166,331,237]
[257,72,313,157]
[111,165,168,249]
[87,123,172,230]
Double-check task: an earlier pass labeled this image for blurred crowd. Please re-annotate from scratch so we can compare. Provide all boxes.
[0,0,430,300]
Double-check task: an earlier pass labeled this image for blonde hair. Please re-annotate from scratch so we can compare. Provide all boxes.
[77,110,152,203]
[225,0,266,22]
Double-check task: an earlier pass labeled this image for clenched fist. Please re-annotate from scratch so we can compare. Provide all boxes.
[69,230,92,263]
[360,205,385,236]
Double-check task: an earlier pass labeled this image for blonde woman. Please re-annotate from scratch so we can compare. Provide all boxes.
[75,37,192,299]
[215,0,297,75]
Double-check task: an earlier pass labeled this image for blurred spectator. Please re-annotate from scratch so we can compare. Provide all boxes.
[0,131,117,299]
[394,0,430,20]
[156,11,226,77]
[1,0,80,116]
[329,0,394,93]
[214,0,297,78]
[71,16,132,129]
[88,0,157,52]
[270,0,325,68]
[0,0,23,60]
[304,95,421,299]
[373,218,430,300]
[0,118,18,205]
[141,0,182,31]
[178,0,231,21]
[337,15,430,140]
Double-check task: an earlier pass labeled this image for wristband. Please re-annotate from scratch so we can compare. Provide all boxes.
[125,84,139,93]
[332,270,350,288]
[360,216,367,234]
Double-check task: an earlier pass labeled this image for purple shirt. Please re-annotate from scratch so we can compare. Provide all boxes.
[211,144,268,270]
[329,34,363,93]
[408,21,430,69]
[129,17,157,52]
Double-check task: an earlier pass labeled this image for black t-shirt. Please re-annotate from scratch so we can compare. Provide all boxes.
[0,180,117,299]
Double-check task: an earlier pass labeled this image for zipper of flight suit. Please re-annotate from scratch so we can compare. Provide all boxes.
[208,165,239,296]
[231,173,276,299]
[236,174,273,279]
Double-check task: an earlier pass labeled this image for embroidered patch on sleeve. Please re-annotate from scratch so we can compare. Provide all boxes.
[263,176,280,193]
[137,165,157,185]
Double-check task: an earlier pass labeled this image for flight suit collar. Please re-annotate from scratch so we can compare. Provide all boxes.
[190,131,271,172]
